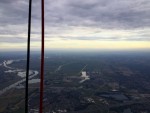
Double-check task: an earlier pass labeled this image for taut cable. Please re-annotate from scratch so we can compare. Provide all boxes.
[39,0,45,113]
[26,0,32,113]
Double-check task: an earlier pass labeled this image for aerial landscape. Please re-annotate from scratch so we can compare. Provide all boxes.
[1,0,150,113]
[0,50,150,113]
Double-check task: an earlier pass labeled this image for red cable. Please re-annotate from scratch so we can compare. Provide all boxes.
[39,0,44,112]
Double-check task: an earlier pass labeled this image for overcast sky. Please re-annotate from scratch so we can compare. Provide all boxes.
[0,0,150,50]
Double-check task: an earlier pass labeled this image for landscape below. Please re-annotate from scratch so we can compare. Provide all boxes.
[0,50,150,113]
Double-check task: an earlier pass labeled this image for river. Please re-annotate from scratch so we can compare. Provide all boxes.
[0,59,39,96]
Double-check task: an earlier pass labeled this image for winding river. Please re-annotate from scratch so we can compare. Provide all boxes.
[0,59,39,96]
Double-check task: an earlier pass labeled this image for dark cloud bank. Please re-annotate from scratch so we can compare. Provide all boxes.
[0,0,150,42]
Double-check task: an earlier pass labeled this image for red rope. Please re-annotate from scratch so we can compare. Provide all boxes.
[39,0,44,112]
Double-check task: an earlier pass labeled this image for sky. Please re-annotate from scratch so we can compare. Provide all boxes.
[0,0,150,50]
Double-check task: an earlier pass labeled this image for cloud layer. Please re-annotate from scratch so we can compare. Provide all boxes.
[0,0,150,47]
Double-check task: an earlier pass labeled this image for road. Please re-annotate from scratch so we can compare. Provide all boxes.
[79,64,87,74]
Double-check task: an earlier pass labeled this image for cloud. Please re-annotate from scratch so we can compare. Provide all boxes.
[59,34,150,41]
[0,0,150,45]
[43,0,150,28]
